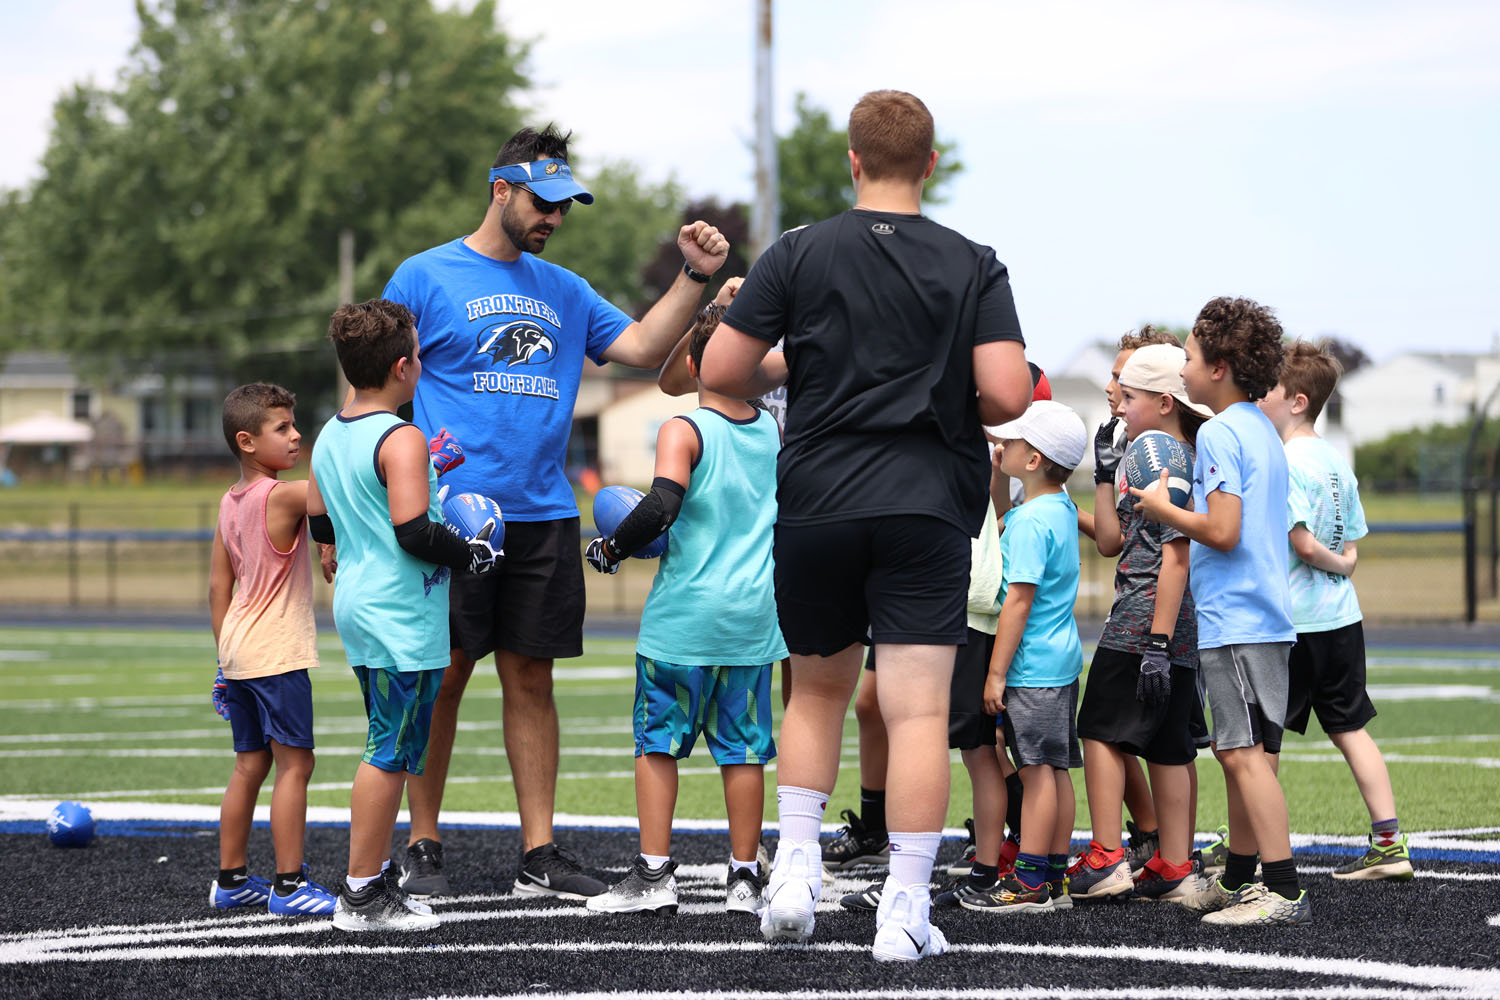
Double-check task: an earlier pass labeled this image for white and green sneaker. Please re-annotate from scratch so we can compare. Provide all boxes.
[1332,835,1414,881]
[1178,874,1237,914]
[1194,825,1230,876]
[1200,882,1311,926]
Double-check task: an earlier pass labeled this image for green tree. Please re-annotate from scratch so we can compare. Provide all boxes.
[1,0,528,406]
[545,162,683,311]
[776,92,964,230]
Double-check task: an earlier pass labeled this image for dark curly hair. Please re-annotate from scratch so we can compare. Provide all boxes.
[1191,297,1285,401]
[1118,325,1178,351]
[328,299,417,390]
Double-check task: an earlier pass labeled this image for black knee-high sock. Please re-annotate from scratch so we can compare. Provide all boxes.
[860,787,887,837]
[1260,858,1300,900]
[1005,773,1024,840]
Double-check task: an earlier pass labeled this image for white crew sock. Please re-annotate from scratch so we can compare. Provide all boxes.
[640,853,671,870]
[776,785,828,846]
[888,831,943,890]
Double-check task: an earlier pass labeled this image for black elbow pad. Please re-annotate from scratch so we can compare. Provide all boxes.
[608,477,685,558]
[308,513,335,545]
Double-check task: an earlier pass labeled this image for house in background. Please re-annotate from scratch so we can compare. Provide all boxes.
[0,351,227,479]
[1334,349,1500,446]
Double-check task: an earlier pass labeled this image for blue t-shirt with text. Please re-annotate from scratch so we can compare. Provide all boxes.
[383,239,632,521]
[1190,402,1296,648]
[999,491,1083,688]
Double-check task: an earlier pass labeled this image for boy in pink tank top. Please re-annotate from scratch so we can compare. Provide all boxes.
[208,383,335,917]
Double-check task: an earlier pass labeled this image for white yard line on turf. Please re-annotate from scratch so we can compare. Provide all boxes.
[0,716,638,743]
[1276,752,1500,768]
[434,991,1479,1000]
[4,931,1499,997]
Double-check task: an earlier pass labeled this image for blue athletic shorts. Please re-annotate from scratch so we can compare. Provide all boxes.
[226,670,314,752]
[634,654,776,766]
[352,665,444,774]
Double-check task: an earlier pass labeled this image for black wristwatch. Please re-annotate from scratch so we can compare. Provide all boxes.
[682,261,711,284]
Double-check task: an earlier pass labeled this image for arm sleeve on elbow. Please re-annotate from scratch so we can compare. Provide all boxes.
[608,477,685,558]
[308,513,335,545]
[393,514,471,571]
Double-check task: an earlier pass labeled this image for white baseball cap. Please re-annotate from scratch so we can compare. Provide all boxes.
[1119,343,1214,418]
[987,399,1088,469]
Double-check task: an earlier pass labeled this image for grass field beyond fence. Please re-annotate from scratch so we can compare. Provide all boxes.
[2,625,1496,837]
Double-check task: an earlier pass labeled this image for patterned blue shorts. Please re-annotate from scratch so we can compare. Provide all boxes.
[352,665,444,774]
[634,655,776,765]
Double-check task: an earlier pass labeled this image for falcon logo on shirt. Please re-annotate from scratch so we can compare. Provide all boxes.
[477,321,555,368]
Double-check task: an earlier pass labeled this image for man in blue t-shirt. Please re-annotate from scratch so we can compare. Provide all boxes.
[382,124,731,900]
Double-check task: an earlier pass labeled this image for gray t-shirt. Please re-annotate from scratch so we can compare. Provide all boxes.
[1098,434,1199,667]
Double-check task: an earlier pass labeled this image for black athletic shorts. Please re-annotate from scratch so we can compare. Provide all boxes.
[1189,670,1212,749]
[449,517,585,661]
[774,515,969,656]
[1285,622,1377,736]
[949,628,998,751]
[1076,646,1199,766]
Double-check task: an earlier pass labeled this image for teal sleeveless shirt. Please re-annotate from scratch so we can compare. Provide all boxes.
[312,410,450,671]
[636,407,787,665]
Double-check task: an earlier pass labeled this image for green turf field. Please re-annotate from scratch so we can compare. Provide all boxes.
[2,625,1497,834]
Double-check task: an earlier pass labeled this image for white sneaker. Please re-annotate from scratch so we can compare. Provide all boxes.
[726,861,765,914]
[333,879,440,932]
[1178,874,1237,914]
[872,876,949,962]
[760,840,821,943]
[585,857,678,914]
[1201,882,1312,926]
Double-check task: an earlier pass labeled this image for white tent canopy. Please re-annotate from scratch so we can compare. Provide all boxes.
[0,411,94,444]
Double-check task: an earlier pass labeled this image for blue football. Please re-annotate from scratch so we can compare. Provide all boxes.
[592,485,668,559]
[1123,431,1193,510]
[441,492,505,549]
[47,800,96,848]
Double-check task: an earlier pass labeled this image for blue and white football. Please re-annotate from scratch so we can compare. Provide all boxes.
[441,491,505,549]
[47,800,96,847]
[591,485,669,559]
[1123,431,1193,509]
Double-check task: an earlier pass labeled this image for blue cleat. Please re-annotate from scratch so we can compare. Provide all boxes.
[269,865,338,917]
[209,873,272,910]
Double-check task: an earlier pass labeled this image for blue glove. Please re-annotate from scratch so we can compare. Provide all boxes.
[428,428,465,477]
[212,662,230,721]
[585,536,621,575]
[1136,633,1172,707]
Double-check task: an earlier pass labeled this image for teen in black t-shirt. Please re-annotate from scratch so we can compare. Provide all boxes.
[700,90,1031,962]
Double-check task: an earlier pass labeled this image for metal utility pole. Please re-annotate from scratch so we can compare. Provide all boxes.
[751,0,778,261]
[336,228,354,404]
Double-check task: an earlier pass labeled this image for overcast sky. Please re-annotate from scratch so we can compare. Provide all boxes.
[3,0,1497,374]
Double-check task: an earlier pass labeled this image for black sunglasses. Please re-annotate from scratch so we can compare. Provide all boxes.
[514,183,571,217]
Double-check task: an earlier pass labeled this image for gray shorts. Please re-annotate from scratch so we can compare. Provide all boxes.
[1198,642,1293,752]
[1002,681,1083,770]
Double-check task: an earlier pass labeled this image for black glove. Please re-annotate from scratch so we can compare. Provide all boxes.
[1094,417,1125,485]
[585,536,622,575]
[1136,632,1172,706]
[466,520,502,575]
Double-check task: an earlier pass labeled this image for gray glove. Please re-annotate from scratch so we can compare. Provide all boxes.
[1094,417,1125,485]
[1136,633,1172,706]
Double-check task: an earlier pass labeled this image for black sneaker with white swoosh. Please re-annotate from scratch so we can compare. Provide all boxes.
[514,842,606,899]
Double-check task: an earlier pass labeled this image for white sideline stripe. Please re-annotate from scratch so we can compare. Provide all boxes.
[3,799,1499,856]
[1488,913,1500,927]
[6,933,1500,995]
[0,715,638,745]
[1277,752,1500,769]
[0,745,647,760]
[431,992,1472,1000]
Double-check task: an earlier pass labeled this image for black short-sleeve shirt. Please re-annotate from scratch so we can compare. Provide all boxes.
[723,209,1024,535]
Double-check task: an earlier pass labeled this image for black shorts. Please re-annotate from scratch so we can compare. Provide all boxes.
[774,515,969,656]
[950,628,998,750]
[1189,671,1212,749]
[449,517,585,661]
[1076,646,1198,766]
[1285,622,1377,736]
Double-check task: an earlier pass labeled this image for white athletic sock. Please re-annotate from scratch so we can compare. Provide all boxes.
[888,831,942,890]
[730,857,759,873]
[380,859,391,873]
[776,785,828,846]
[640,853,671,870]
[346,872,380,892]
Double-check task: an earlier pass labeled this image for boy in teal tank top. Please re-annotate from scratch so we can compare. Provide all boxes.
[583,292,786,917]
[307,299,499,932]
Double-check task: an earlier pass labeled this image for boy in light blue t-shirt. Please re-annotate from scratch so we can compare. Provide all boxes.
[1259,341,1410,882]
[963,400,1087,915]
[582,289,786,917]
[1132,296,1309,927]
